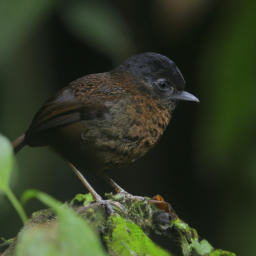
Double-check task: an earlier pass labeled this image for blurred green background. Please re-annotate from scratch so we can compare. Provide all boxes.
[0,0,256,255]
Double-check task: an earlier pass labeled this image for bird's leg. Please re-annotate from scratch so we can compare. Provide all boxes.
[66,161,102,202]
[98,171,126,194]
[99,171,147,205]
[67,162,128,216]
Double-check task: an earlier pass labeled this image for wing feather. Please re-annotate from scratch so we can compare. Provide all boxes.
[26,87,87,134]
[26,73,126,136]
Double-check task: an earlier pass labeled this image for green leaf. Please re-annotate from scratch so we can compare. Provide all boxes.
[18,190,106,256]
[0,134,27,224]
[0,134,14,191]
[62,1,137,64]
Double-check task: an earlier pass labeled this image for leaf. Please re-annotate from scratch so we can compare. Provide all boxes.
[62,1,137,64]
[0,134,28,224]
[18,190,106,256]
[0,134,14,192]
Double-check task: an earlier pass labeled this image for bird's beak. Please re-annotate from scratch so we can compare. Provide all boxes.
[170,91,199,102]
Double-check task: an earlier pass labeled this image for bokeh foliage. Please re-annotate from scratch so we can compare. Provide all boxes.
[0,0,255,255]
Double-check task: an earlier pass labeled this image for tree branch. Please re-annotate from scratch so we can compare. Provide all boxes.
[1,193,236,256]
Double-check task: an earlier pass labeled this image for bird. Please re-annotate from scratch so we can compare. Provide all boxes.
[12,52,199,201]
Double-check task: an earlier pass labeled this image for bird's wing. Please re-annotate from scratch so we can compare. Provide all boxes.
[26,87,81,134]
[26,87,110,135]
[26,73,133,135]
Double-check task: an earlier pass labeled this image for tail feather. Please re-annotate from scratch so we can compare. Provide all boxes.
[12,134,26,154]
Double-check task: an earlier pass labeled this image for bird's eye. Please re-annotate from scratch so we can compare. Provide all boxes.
[157,80,168,90]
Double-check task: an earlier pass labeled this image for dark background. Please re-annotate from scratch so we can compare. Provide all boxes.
[1,0,256,255]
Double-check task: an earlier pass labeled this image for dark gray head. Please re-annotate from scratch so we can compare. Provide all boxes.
[112,52,199,103]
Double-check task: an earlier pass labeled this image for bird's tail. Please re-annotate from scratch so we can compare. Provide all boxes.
[12,134,26,154]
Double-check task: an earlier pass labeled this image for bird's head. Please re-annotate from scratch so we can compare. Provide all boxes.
[112,52,199,109]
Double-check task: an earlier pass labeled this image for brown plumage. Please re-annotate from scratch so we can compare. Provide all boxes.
[12,53,199,200]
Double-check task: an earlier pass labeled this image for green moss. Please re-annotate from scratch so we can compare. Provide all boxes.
[2,192,237,256]
[105,193,123,201]
[30,208,55,224]
[70,193,94,207]
[173,219,195,234]
[104,215,170,256]
[173,219,189,231]
[190,239,214,255]
[210,250,236,256]
[130,200,150,217]
[171,218,198,243]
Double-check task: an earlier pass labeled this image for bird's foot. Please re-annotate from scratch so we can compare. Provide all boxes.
[74,194,127,217]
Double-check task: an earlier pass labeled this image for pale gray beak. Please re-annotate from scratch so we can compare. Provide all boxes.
[170,91,199,102]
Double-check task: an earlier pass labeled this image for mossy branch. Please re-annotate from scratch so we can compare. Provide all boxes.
[1,193,236,256]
